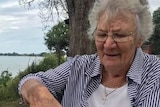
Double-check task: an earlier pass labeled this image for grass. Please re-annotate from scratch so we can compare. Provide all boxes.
[0,100,28,107]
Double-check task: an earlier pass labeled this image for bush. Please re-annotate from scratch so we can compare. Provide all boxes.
[0,54,66,103]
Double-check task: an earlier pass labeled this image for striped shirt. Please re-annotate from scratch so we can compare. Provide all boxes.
[18,48,160,107]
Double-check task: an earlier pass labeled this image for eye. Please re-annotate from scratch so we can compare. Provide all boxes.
[96,31,107,37]
[113,32,127,38]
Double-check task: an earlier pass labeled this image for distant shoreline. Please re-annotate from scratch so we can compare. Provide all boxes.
[0,52,47,57]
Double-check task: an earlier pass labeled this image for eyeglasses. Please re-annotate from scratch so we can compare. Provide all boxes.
[94,30,135,43]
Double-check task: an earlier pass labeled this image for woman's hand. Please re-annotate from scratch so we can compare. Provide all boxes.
[21,79,62,107]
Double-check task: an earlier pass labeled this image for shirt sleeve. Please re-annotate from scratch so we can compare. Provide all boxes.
[18,60,72,102]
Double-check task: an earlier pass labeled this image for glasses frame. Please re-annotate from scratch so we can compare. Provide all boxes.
[94,30,135,43]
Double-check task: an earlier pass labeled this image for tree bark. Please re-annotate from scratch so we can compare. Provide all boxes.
[66,0,96,57]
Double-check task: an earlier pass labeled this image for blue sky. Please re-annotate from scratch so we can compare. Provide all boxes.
[0,0,160,54]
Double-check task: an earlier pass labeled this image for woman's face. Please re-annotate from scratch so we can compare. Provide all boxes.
[95,12,142,73]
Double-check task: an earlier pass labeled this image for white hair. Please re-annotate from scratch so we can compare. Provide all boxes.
[88,0,154,43]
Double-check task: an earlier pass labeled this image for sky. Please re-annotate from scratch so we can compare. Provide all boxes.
[0,0,160,54]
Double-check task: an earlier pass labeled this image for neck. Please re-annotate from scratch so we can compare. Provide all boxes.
[101,70,127,88]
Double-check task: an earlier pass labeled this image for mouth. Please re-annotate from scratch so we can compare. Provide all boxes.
[105,53,119,56]
[103,53,120,59]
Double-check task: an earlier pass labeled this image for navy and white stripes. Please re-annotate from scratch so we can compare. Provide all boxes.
[18,48,160,107]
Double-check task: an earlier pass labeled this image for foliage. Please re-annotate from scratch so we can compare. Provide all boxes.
[0,54,66,103]
[38,54,66,69]
[0,71,12,87]
[153,8,160,24]
[44,22,69,52]
[19,0,68,29]
[24,54,66,74]
[0,71,15,101]
[19,0,96,57]
[44,22,69,64]
[149,7,160,54]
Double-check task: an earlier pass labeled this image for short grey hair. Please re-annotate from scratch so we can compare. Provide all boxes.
[88,0,154,43]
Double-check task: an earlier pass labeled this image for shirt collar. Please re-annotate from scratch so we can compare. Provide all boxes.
[85,54,102,77]
[85,48,144,84]
[127,48,144,84]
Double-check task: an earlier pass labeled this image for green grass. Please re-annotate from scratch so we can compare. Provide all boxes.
[0,100,28,107]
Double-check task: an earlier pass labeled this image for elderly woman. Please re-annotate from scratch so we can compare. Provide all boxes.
[18,0,160,107]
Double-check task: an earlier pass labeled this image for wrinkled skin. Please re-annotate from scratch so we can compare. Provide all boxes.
[21,79,62,107]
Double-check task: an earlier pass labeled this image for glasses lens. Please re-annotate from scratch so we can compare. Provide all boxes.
[95,31,134,43]
[94,31,107,42]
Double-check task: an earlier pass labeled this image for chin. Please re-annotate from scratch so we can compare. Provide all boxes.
[103,61,119,68]
[103,57,119,63]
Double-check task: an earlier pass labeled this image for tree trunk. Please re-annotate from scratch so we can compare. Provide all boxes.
[66,0,96,57]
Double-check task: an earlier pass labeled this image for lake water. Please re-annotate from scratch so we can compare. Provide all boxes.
[0,56,44,77]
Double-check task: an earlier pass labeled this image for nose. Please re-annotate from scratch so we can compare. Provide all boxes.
[103,36,117,49]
